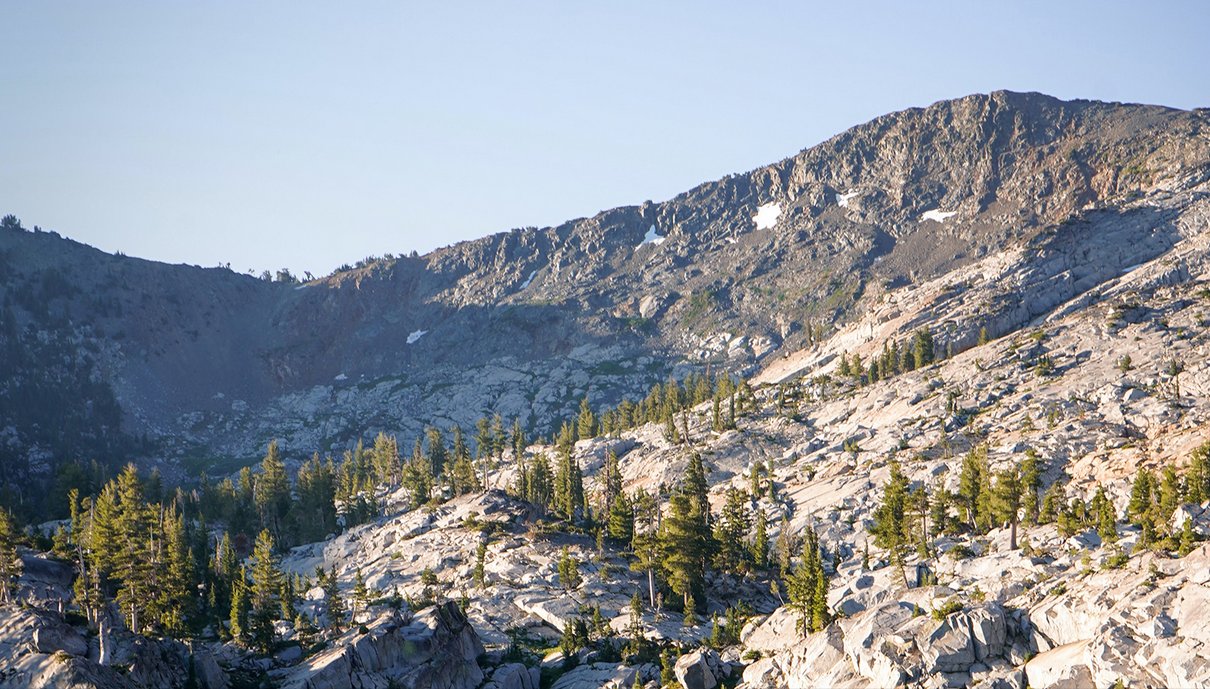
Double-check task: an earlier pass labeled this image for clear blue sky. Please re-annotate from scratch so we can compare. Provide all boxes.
[2,1,1208,277]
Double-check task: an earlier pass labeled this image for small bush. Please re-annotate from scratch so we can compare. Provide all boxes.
[931,599,964,620]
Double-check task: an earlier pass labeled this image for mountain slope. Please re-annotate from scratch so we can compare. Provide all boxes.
[1,91,1208,504]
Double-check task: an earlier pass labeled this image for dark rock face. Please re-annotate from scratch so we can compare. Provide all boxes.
[1,91,1208,474]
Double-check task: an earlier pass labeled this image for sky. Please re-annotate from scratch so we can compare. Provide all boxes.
[2,1,1208,278]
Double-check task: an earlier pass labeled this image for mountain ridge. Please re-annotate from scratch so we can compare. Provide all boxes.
[2,90,1209,513]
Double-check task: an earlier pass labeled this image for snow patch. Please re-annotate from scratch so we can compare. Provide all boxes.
[334,373,348,381]
[640,225,666,246]
[921,209,957,223]
[836,191,859,207]
[406,330,427,345]
[294,284,312,291]
[520,270,538,288]
[753,202,781,230]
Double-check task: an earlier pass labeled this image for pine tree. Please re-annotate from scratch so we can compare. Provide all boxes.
[473,542,487,588]
[248,530,283,653]
[624,592,645,658]
[0,508,21,604]
[426,427,448,486]
[352,567,370,620]
[322,567,345,631]
[991,467,1023,549]
[871,459,910,586]
[112,464,154,633]
[372,432,401,489]
[577,396,598,440]
[787,527,830,635]
[1094,486,1118,545]
[255,440,291,543]
[157,505,193,634]
[912,328,934,369]
[403,438,433,508]
[1020,449,1042,526]
[1178,516,1198,556]
[607,492,635,546]
[713,487,750,574]
[957,446,988,531]
[554,447,584,520]
[229,565,250,643]
[683,592,697,626]
[602,450,624,515]
[630,489,660,607]
[1127,467,1156,543]
[751,506,769,569]
[557,547,581,590]
[659,492,709,612]
[684,453,711,532]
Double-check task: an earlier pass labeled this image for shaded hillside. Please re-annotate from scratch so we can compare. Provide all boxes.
[1,91,1208,499]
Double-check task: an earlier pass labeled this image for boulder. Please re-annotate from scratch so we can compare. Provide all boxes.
[31,623,87,657]
[674,649,719,689]
[550,662,639,689]
[1024,640,1093,689]
[919,616,975,673]
[484,662,541,689]
[965,606,1008,662]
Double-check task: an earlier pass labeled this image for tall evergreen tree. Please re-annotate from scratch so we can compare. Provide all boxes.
[713,488,750,574]
[0,508,21,604]
[248,530,283,653]
[991,467,1023,549]
[229,565,250,643]
[577,396,598,440]
[255,440,291,543]
[751,506,769,569]
[607,492,635,547]
[659,492,709,612]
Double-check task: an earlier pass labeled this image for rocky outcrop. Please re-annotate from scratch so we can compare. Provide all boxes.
[280,602,484,689]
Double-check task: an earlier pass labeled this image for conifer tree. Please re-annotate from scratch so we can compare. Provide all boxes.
[957,446,988,531]
[554,448,584,520]
[912,328,934,369]
[112,464,154,633]
[659,492,709,612]
[403,438,433,508]
[624,592,645,658]
[713,487,750,573]
[248,529,283,653]
[255,440,291,543]
[871,459,910,586]
[577,397,598,440]
[557,546,581,590]
[607,492,635,546]
[751,506,769,569]
[372,432,401,489]
[787,527,830,635]
[630,489,660,607]
[1020,449,1042,526]
[352,567,370,619]
[473,542,487,588]
[1094,486,1118,545]
[229,565,249,643]
[1179,516,1198,556]
[602,450,623,515]
[322,566,345,631]
[991,466,1023,549]
[158,505,193,634]
[0,508,21,604]
[426,427,448,486]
